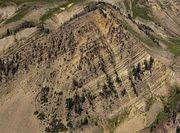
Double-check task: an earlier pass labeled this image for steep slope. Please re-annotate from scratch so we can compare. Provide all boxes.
[0,2,175,133]
[109,0,180,86]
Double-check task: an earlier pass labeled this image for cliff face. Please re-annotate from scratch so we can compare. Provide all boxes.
[0,2,174,133]
[146,0,180,37]
[117,0,180,49]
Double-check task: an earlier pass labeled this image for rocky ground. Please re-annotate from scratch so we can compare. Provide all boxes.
[0,0,179,133]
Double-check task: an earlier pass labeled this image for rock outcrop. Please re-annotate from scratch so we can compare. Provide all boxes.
[0,2,174,133]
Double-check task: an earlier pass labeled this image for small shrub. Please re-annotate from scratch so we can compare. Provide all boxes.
[45,118,67,133]
[37,112,45,120]
[66,98,74,110]
[40,86,50,104]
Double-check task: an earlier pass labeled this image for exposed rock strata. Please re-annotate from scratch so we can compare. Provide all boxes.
[0,2,174,133]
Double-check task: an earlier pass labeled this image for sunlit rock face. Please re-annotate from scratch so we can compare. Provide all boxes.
[0,2,175,133]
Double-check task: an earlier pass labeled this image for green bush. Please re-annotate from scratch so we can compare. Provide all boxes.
[132,0,152,20]
[107,109,129,133]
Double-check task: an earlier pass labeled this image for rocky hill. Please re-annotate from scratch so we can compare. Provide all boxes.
[0,1,179,133]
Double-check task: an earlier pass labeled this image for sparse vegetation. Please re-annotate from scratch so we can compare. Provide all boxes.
[65,93,87,115]
[107,109,129,133]
[66,98,74,110]
[74,94,84,114]
[37,111,45,120]
[129,77,139,96]
[0,0,83,6]
[40,7,62,22]
[100,76,118,98]
[132,62,142,80]
[176,127,180,133]
[85,91,96,106]
[34,110,39,115]
[81,117,89,126]
[0,0,65,5]
[0,2,179,133]
[39,0,84,22]
[121,89,127,97]
[132,6,151,20]
[146,97,156,111]
[167,86,180,111]
[72,78,83,88]
[0,53,20,82]
[132,0,152,20]
[149,86,180,132]
[0,1,7,7]
[121,18,156,47]
[149,110,166,132]
[38,24,50,34]
[1,21,36,39]
[40,86,50,104]
[167,37,180,56]
[45,118,68,133]
[5,6,30,24]
[123,0,130,10]
[115,74,122,84]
